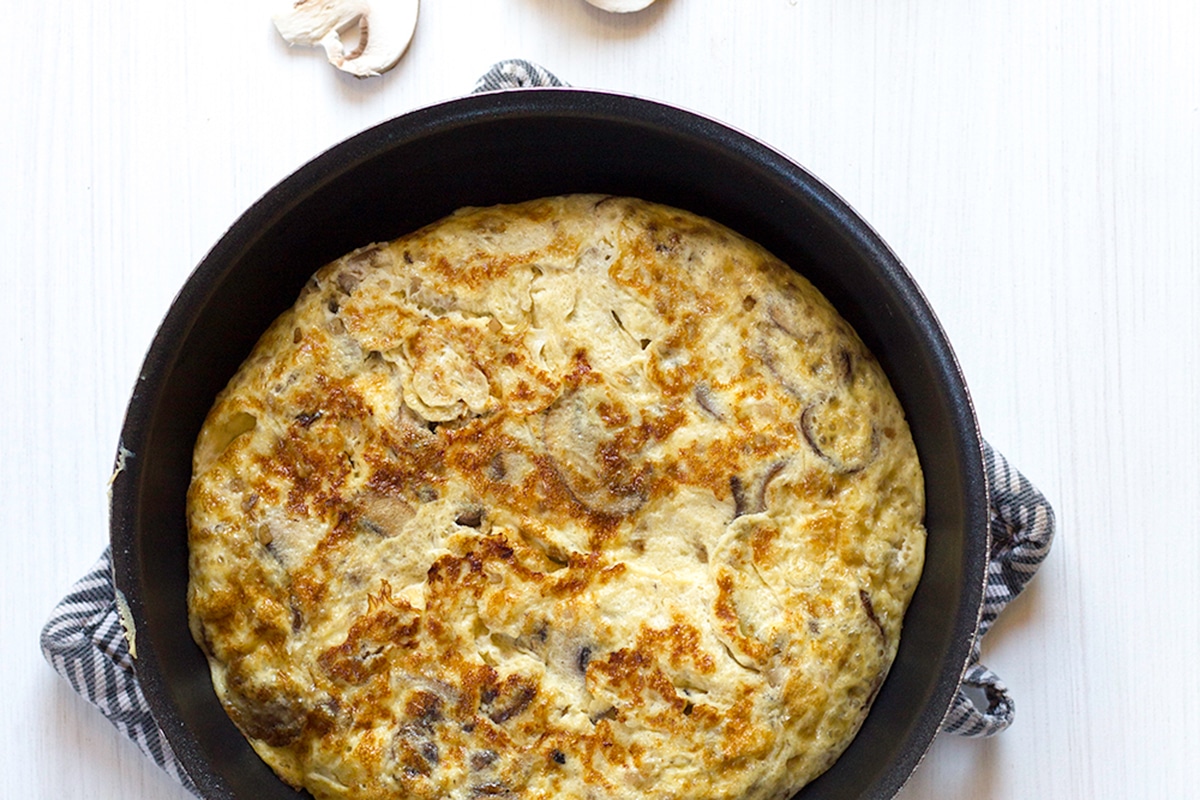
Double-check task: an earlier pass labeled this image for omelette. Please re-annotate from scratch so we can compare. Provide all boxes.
[186,195,926,800]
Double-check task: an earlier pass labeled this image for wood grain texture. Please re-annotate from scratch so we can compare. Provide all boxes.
[2,0,1196,797]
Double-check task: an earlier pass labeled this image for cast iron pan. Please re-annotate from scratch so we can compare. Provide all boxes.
[110,89,989,799]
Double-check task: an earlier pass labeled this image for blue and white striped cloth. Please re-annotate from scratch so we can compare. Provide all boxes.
[40,59,1055,795]
[40,549,199,795]
[939,444,1056,736]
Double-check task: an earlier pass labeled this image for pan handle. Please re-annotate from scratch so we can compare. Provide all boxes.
[940,441,1056,736]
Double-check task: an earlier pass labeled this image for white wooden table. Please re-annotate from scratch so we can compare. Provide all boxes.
[3,0,1197,797]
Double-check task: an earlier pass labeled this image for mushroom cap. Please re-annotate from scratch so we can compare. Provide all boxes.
[584,0,659,12]
[273,0,419,78]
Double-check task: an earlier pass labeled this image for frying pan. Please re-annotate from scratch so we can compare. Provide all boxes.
[109,89,989,799]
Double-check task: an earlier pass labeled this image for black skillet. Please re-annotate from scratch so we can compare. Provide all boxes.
[110,89,989,800]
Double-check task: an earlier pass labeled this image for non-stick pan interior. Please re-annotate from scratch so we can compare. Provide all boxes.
[111,89,988,800]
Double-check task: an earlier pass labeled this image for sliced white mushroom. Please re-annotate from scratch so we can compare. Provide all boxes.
[273,0,419,78]
[800,395,879,474]
[584,0,658,12]
[543,383,652,517]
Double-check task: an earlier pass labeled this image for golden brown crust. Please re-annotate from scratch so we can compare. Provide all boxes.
[187,195,925,800]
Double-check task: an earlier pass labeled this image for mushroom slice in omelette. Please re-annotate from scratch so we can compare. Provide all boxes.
[187,195,926,800]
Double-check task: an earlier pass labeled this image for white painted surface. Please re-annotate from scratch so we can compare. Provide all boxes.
[2,0,1196,797]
